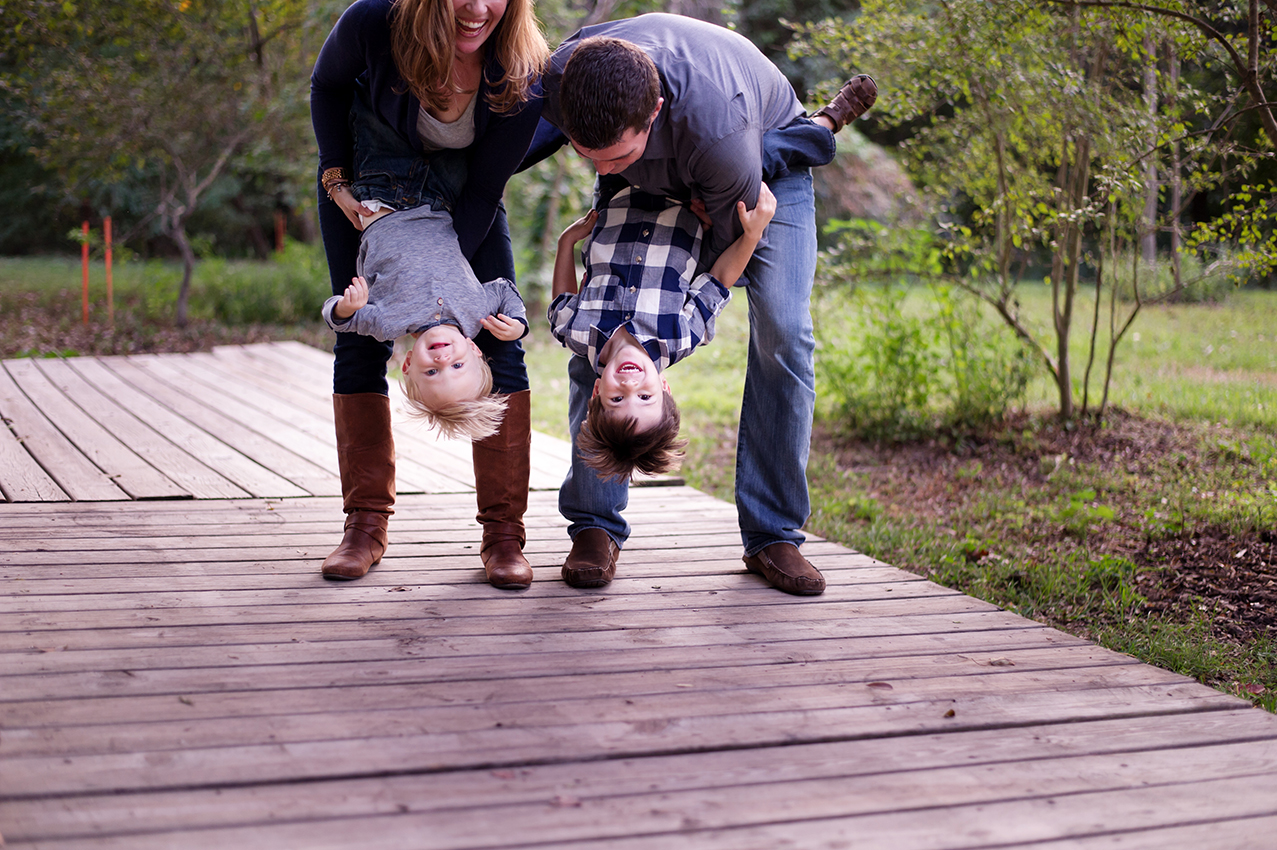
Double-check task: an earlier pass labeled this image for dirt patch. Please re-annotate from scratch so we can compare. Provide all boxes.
[814,410,1277,643]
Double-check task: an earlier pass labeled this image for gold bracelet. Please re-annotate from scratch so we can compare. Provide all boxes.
[321,166,352,194]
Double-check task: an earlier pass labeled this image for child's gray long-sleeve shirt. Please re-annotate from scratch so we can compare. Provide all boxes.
[322,205,528,342]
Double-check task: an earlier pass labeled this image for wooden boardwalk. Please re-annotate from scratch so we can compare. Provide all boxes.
[3,343,1277,848]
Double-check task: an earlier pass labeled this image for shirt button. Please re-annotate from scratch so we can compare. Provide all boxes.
[642,229,650,237]
[434,313,441,319]
[437,298,443,305]
[636,255,643,263]
[629,286,636,293]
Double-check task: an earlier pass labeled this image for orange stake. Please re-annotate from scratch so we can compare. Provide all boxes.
[81,220,90,325]
[104,216,114,324]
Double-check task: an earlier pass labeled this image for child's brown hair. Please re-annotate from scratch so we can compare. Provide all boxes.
[577,390,685,481]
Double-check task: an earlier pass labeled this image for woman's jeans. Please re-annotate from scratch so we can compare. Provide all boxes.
[559,168,817,555]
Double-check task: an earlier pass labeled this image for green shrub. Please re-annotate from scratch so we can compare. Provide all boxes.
[1111,251,1235,304]
[814,282,1032,439]
[188,240,332,325]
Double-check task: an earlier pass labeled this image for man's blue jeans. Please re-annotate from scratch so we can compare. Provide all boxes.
[559,168,817,554]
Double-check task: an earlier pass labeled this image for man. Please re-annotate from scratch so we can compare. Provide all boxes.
[523,13,875,595]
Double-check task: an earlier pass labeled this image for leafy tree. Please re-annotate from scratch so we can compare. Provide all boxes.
[2,0,314,326]
[793,0,1274,421]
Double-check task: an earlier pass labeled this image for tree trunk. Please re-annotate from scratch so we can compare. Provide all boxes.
[1168,40,1183,286]
[1052,134,1092,421]
[1140,33,1158,264]
[170,222,197,329]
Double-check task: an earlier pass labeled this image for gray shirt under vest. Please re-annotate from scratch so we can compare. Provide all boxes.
[322,205,528,342]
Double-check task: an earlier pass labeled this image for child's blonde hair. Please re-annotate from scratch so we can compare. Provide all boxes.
[400,353,508,440]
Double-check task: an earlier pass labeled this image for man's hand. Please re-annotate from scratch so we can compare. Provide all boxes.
[333,276,369,320]
[481,314,525,341]
[737,183,777,241]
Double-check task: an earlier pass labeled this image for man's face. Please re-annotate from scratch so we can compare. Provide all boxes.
[569,98,663,176]
[403,325,485,408]
[593,341,669,433]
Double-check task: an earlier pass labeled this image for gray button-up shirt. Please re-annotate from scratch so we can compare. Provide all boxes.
[539,13,804,261]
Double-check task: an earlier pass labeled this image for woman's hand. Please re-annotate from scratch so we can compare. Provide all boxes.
[331,185,375,231]
[481,314,525,341]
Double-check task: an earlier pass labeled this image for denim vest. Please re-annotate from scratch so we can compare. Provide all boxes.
[349,81,468,213]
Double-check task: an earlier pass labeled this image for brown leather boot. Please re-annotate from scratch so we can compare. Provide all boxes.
[322,393,396,580]
[472,389,533,589]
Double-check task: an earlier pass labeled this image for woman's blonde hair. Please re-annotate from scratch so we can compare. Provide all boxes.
[390,0,549,115]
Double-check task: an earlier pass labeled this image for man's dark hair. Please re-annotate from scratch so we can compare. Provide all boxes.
[560,36,661,150]
[578,391,685,482]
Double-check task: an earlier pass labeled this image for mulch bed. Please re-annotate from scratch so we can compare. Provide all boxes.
[816,410,1277,644]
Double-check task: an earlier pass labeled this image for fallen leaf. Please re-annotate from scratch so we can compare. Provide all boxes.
[867,682,893,690]
[944,708,956,718]
[178,696,194,706]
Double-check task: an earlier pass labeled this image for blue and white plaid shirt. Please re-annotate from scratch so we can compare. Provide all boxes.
[547,188,731,373]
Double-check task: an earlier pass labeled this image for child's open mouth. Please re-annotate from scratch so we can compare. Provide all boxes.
[618,362,642,373]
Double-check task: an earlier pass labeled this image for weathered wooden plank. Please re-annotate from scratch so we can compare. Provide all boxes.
[0,620,1081,679]
[198,347,476,493]
[125,353,347,486]
[0,361,128,501]
[9,740,1276,850]
[0,638,1133,706]
[0,607,1049,660]
[5,717,1275,847]
[0,680,1241,799]
[235,341,570,489]
[98,356,334,496]
[34,358,245,500]
[0,400,67,502]
[3,358,189,500]
[500,774,1277,850]
[0,486,732,525]
[63,358,264,499]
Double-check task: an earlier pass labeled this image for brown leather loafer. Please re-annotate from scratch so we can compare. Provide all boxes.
[743,543,826,595]
[481,538,533,590]
[322,511,388,581]
[814,74,877,133]
[562,528,620,588]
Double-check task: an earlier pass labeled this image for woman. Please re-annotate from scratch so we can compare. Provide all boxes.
[310,0,548,589]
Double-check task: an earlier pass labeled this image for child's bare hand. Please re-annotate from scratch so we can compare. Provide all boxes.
[334,276,369,319]
[482,314,524,341]
[560,209,598,245]
[738,183,776,240]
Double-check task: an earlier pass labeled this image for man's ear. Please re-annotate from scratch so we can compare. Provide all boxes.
[592,378,601,397]
[650,97,664,126]
[402,350,412,370]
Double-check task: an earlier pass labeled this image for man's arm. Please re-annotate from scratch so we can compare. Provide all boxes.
[689,131,765,261]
